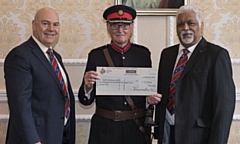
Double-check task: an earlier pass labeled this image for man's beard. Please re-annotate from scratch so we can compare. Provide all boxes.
[180,30,194,44]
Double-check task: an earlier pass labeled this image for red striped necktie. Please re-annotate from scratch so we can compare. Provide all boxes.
[167,49,189,115]
[46,48,70,122]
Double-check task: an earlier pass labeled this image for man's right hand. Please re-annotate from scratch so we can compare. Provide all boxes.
[84,70,100,92]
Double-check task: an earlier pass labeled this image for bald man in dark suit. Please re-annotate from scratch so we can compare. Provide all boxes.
[4,7,75,144]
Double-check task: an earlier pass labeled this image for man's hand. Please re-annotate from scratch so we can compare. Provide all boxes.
[146,93,162,105]
[84,70,100,92]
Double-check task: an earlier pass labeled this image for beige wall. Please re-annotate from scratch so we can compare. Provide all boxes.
[0,0,240,143]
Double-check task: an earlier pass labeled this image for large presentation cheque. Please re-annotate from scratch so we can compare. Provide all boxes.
[96,67,157,96]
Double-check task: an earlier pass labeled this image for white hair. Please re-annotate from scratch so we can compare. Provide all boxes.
[176,5,202,27]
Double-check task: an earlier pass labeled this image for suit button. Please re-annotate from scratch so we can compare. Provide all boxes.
[124,102,127,105]
[140,127,145,131]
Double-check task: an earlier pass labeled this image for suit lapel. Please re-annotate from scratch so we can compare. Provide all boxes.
[28,37,63,94]
[54,51,71,87]
[180,38,207,78]
[162,45,179,89]
[166,46,179,76]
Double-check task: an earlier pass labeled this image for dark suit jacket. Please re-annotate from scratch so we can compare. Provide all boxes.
[78,44,151,144]
[4,37,75,144]
[154,37,235,144]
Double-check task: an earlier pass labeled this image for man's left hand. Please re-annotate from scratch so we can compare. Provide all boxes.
[146,93,162,105]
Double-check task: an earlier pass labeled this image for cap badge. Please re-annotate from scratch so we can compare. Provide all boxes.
[118,10,124,16]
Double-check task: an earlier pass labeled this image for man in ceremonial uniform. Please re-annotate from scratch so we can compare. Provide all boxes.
[78,5,161,144]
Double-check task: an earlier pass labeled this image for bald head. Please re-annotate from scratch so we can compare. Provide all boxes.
[34,7,59,22]
[32,7,60,47]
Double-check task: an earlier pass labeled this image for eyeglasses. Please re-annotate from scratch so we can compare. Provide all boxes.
[109,23,132,30]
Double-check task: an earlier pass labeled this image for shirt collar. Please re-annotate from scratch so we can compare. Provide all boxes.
[32,35,52,53]
[178,37,202,54]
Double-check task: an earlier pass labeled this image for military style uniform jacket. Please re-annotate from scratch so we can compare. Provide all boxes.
[78,44,151,144]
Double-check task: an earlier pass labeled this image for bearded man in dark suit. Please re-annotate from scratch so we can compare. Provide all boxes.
[154,5,235,144]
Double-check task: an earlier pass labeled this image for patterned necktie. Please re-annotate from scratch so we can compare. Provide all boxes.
[167,49,189,115]
[46,48,70,122]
